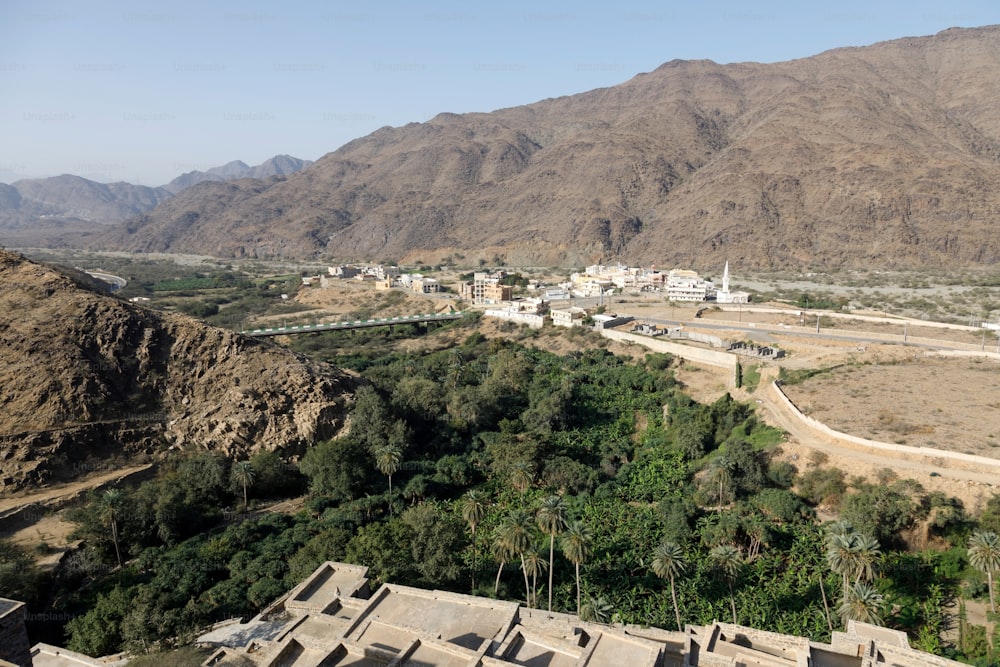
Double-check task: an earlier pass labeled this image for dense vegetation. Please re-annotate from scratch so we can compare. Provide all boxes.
[3,331,998,664]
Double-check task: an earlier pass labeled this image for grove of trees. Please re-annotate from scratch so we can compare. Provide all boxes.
[1,330,995,664]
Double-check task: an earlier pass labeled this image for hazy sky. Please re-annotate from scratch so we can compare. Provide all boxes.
[2,0,998,185]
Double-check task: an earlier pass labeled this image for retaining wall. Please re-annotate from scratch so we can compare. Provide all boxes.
[769,381,1000,474]
[600,329,739,384]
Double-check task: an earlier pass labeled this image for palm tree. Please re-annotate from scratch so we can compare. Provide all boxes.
[827,533,859,592]
[838,582,884,626]
[498,510,534,605]
[707,456,734,510]
[461,490,487,593]
[536,495,567,611]
[522,544,548,608]
[492,530,516,596]
[509,460,534,494]
[99,488,125,567]
[651,541,687,631]
[851,533,880,584]
[969,531,1000,613]
[374,443,403,512]
[561,520,592,616]
[827,531,880,592]
[709,544,742,624]
[231,461,256,512]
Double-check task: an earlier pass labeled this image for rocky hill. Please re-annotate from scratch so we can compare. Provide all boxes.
[0,249,356,491]
[95,25,1000,270]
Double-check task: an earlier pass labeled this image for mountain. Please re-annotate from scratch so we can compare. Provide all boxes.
[96,26,1000,269]
[161,155,314,194]
[0,249,356,491]
[0,156,313,240]
[0,175,173,230]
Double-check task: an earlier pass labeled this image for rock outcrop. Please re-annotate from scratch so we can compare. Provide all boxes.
[0,249,356,491]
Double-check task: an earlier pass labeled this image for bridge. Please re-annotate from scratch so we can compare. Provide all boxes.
[240,311,465,337]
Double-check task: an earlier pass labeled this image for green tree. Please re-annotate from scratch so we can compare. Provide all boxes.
[66,585,131,656]
[561,520,592,616]
[523,544,548,608]
[461,490,487,593]
[704,457,734,510]
[968,531,1000,613]
[651,541,687,631]
[709,544,742,624]
[401,502,466,586]
[99,488,125,567]
[536,495,567,611]
[0,539,40,602]
[374,443,403,510]
[838,582,884,626]
[299,437,368,501]
[827,531,880,592]
[497,510,534,606]
[231,461,256,512]
[492,530,516,596]
[509,460,534,494]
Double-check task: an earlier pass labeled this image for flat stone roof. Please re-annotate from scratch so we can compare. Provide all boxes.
[344,584,520,652]
[178,561,972,667]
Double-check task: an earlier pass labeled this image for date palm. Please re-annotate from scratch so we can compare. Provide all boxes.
[522,544,548,608]
[561,520,592,616]
[969,531,1000,613]
[509,460,534,494]
[709,544,742,624]
[99,488,125,567]
[498,510,534,605]
[827,531,880,591]
[536,495,567,611]
[374,443,403,513]
[231,461,255,512]
[838,582,884,626]
[651,541,687,631]
[461,490,487,592]
[492,530,516,596]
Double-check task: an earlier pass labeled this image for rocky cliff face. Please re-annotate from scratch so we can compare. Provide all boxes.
[0,249,357,491]
[94,25,1000,270]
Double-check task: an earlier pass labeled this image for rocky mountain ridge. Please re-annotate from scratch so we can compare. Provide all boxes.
[0,155,312,232]
[0,249,356,491]
[94,25,1000,270]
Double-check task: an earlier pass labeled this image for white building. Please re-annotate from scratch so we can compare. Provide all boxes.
[665,269,711,301]
[550,306,588,328]
[714,261,750,304]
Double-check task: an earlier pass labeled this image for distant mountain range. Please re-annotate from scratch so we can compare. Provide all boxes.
[9,27,1000,269]
[0,155,312,234]
[161,155,314,194]
[81,26,1000,270]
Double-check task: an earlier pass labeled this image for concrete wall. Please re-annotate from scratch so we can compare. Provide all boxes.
[600,329,739,384]
[769,381,1000,475]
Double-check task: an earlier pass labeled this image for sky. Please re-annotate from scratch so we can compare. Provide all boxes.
[2,0,999,186]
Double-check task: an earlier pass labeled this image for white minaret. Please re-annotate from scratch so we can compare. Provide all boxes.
[722,260,730,294]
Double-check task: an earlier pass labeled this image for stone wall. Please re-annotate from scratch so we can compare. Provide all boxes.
[769,381,1000,475]
[599,329,739,384]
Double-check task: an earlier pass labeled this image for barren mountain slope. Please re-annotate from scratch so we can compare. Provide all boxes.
[97,26,1000,269]
[0,249,357,491]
